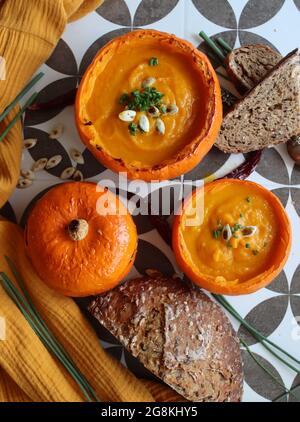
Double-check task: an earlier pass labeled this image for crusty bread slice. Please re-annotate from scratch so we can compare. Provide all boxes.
[89,275,244,402]
[226,44,282,94]
[216,49,300,154]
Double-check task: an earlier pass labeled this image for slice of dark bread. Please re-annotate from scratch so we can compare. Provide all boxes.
[216,49,300,154]
[226,44,282,94]
[89,275,244,402]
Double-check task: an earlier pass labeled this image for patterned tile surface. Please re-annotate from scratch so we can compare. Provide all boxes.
[2,0,300,402]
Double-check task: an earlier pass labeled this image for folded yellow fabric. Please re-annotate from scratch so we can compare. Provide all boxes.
[0,220,154,402]
[0,367,31,402]
[0,0,104,208]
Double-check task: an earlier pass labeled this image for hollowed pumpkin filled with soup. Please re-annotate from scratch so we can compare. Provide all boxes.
[75,30,222,181]
[173,179,292,295]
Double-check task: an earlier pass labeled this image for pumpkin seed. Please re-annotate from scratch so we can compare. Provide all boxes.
[139,114,150,133]
[72,170,83,181]
[70,148,84,165]
[147,106,160,118]
[167,104,179,115]
[118,110,136,122]
[241,226,257,238]
[17,178,33,189]
[155,118,165,135]
[60,167,76,180]
[160,104,167,114]
[49,124,64,139]
[46,155,62,170]
[32,158,48,172]
[23,138,37,149]
[142,77,156,89]
[21,169,35,180]
[222,224,232,241]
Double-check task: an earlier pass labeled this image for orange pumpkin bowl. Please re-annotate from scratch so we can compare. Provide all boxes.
[24,182,138,297]
[172,179,292,295]
[75,29,222,181]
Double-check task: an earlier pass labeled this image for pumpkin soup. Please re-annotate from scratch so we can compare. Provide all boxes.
[76,30,222,181]
[173,179,291,295]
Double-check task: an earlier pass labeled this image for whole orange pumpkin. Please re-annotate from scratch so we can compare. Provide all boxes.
[25,182,138,297]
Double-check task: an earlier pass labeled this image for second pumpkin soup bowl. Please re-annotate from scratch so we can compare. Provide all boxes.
[172,179,292,295]
[75,29,222,181]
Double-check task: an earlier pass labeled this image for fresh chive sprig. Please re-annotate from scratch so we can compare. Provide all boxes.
[0,72,43,124]
[199,31,226,63]
[216,37,233,53]
[214,294,300,370]
[240,338,298,401]
[0,257,100,402]
[0,92,38,143]
[0,72,44,143]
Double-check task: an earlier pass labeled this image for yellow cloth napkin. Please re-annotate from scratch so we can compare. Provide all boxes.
[0,220,154,402]
[0,0,104,208]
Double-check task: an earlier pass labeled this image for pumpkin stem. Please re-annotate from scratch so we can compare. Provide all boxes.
[68,219,89,241]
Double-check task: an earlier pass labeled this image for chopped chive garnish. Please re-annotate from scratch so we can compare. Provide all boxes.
[253,249,259,256]
[149,57,159,66]
[246,197,251,203]
[128,122,138,135]
[245,243,251,249]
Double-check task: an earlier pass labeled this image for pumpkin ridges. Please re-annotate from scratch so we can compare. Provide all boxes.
[25,182,138,297]
[75,29,222,181]
[172,179,292,296]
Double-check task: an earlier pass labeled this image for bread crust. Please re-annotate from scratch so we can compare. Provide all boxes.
[217,49,300,153]
[89,275,244,402]
[225,44,282,94]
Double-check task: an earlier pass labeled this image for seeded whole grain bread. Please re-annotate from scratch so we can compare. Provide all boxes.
[226,44,282,94]
[216,49,300,153]
[89,275,243,402]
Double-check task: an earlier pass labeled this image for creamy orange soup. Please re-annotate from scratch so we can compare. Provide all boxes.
[82,38,208,167]
[179,182,280,284]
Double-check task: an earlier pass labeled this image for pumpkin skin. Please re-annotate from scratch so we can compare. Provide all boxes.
[25,182,138,297]
[75,29,222,181]
[172,179,292,295]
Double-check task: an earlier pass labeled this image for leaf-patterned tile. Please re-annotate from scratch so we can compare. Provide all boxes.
[96,0,131,26]
[24,127,72,178]
[239,31,280,52]
[46,39,78,76]
[256,148,289,185]
[197,31,237,69]
[289,374,300,402]
[238,295,289,345]
[133,0,180,27]
[294,0,300,12]
[0,201,17,224]
[270,188,289,208]
[75,149,106,179]
[291,165,300,185]
[290,296,300,324]
[24,77,78,126]
[134,239,175,277]
[79,28,131,76]
[291,188,300,217]
[105,346,123,361]
[192,0,237,29]
[266,271,289,294]
[184,146,230,181]
[239,0,285,30]
[291,265,300,294]
[242,350,287,401]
